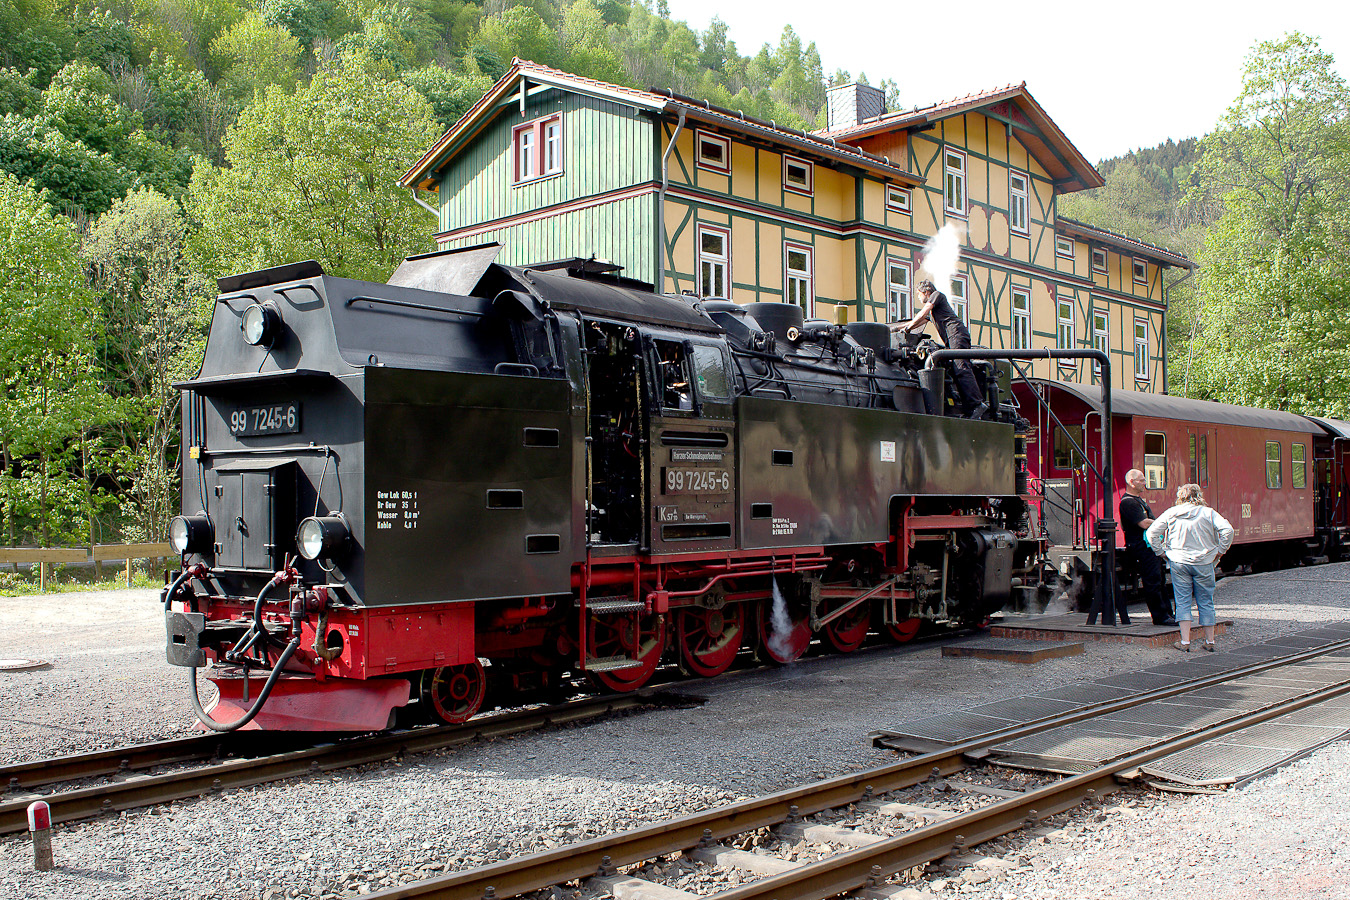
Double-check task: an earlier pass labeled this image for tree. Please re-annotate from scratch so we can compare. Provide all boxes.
[84,188,212,542]
[210,11,303,99]
[0,172,111,548]
[1184,33,1350,414]
[186,52,441,282]
[401,64,492,131]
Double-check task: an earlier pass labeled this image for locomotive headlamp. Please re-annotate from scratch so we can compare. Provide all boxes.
[170,514,213,555]
[241,301,283,348]
[297,514,350,561]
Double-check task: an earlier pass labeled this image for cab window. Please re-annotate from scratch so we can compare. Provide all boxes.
[691,343,729,400]
[654,339,693,412]
[1053,425,1084,471]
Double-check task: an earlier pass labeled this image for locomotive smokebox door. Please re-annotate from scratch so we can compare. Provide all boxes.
[212,459,297,570]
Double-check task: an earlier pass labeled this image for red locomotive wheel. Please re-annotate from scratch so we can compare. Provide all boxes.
[587,613,667,692]
[676,604,745,677]
[426,660,487,724]
[754,599,811,665]
[820,603,870,654]
[881,617,922,643]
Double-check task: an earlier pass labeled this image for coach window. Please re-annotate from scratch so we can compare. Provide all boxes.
[1266,441,1282,489]
[1293,442,1306,489]
[1200,435,1209,487]
[1144,432,1166,489]
[1188,434,1197,484]
[691,343,729,401]
[655,340,693,412]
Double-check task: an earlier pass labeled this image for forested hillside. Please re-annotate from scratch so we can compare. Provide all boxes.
[0,3,1346,567]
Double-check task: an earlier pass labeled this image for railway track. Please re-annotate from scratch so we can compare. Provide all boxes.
[355,635,1350,900]
[0,688,697,837]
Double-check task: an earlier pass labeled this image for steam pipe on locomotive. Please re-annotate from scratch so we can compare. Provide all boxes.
[926,347,1121,624]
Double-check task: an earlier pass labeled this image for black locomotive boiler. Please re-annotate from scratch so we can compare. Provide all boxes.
[164,245,1039,731]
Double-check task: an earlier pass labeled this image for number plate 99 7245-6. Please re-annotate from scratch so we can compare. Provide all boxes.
[663,467,730,494]
[229,403,300,436]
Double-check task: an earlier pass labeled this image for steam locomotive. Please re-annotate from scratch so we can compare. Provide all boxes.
[163,244,1041,731]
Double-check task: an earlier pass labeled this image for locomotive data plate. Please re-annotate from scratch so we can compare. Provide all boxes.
[662,467,731,495]
[228,402,301,437]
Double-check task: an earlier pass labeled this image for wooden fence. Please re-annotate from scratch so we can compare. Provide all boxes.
[0,543,173,590]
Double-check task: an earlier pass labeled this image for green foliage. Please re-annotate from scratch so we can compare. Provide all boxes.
[186,53,440,282]
[0,67,40,116]
[1183,33,1350,415]
[211,11,303,99]
[401,64,491,130]
[475,4,561,69]
[0,112,128,213]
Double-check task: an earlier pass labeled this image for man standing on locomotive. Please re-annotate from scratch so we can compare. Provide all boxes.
[892,279,988,419]
[1120,468,1177,626]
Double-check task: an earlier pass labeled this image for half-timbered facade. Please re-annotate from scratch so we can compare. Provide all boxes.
[401,61,1191,392]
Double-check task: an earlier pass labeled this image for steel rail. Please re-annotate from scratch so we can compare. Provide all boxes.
[0,690,688,836]
[361,636,1350,900]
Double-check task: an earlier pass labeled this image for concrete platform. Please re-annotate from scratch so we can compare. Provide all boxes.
[942,638,1085,663]
[992,613,1232,649]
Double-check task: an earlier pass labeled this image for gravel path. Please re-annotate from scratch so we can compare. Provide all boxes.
[2,565,1348,900]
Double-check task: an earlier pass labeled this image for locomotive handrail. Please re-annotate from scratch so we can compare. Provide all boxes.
[345,295,487,318]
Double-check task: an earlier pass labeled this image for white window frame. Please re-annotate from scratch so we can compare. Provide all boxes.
[1008,170,1029,234]
[1055,235,1074,259]
[784,241,814,316]
[1091,247,1107,273]
[886,185,911,213]
[512,114,563,185]
[886,257,911,322]
[696,130,731,174]
[944,148,966,216]
[1092,308,1108,376]
[1133,257,1148,284]
[696,224,731,298]
[1056,296,1075,370]
[1134,317,1149,381]
[783,155,813,196]
[1011,287,1031,351]
[949,274,968,324]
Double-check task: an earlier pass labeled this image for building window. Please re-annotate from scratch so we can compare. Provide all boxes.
[783,155,813,195]
[886,257,910,321]
[1144,432,1166,489]
[697,225,730,298]
[696,130,730,173]
[1133,257,1148,284]
[1266,441,1282,488]
[1091,248,1107,273]
[949,275,968,323]
[944,148,966,216]
[1009,171,1028,233]
[785,242,813,316]
[1056,296,1075,369]
[1134,318,1149,381]
[1092,310,1108,376]
[886,185,911,213]
[1011,288,1030,350]
[1055,235,1074,259]
[1293,442,1306,489]
[513,114,562,184]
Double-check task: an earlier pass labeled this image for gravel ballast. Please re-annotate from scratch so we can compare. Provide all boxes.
[2,566,1349,900]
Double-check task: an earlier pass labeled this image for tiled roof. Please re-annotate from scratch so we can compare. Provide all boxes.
[815,83,1029,138]
[402,59,923,189]
[1057,217,1193,269]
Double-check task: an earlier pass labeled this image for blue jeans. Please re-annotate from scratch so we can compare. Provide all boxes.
[1169,561,1216,628]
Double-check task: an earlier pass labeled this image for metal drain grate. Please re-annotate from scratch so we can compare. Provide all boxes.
[1094,702,1235,730]
[1032,683,1128,705]
[964,696,1086,722]
[1097,672,1185,692]
[1216,721,1342,752]
[873,711,1014,745]
[1141,743,1297,786]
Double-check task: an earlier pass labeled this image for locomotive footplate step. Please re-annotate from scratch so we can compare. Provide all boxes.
[872,623,1350,787]
[991,612,1233,648]
[941,637,1085,663]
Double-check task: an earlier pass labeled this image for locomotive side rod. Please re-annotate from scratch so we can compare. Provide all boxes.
[927,349,1122,626]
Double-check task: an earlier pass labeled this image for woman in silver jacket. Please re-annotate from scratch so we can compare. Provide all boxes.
[1146,484,1235,652]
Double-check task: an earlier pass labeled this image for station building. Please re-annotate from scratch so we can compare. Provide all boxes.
[401,60,1192,392]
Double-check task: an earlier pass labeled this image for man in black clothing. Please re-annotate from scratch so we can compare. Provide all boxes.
[1120,467,1177,626]
[892,279,988,419]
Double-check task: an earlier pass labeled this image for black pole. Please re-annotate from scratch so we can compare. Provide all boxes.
[926,348,1123,626]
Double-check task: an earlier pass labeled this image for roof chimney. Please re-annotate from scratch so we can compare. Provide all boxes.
[826,83,886,132]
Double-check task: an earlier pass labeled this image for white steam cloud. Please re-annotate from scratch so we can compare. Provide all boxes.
[767,577,795,662]
[918,223,964,298]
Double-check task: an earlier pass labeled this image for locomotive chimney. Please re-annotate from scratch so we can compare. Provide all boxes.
[826,83,886,132]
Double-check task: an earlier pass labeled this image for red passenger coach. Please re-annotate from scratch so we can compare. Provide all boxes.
[1308,417,1350,557]
[1012,380,1325,584]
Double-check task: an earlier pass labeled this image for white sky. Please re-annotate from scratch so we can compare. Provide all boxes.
[665,0,1350,164]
